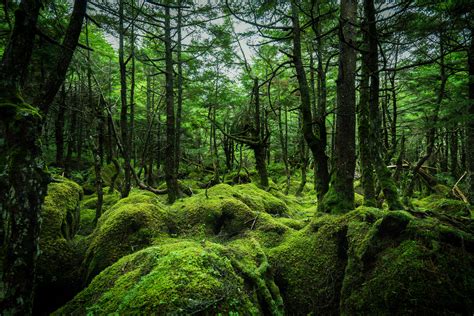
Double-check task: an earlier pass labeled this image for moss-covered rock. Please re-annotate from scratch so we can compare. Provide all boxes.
[41,176,83,240]
[55,240,284,315]
[82,191,172,283]
[207,183,289,216]
[171,195,257,238]
[35,177,84,314]
[270,207,474,314]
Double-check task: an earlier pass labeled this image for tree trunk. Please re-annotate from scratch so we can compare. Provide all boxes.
[358,0,376,207]
[291,0,329,205]
[176,1,183,175]
[320,0,357,214]
[119,0,131,198]
[365,0,403,209]
[164,3,179,203]
[0,0,86,313]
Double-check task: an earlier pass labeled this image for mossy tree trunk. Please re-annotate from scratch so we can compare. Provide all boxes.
[320,0,357,214]
[0,0,86,313]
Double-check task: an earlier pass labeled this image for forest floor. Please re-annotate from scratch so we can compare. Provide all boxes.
[34,164,474,315]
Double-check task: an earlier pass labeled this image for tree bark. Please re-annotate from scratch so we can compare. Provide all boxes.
[365,0,403,209]
[164,3,179,203]
[0,0,86,313]
[320,0,357,214]
[291,0,329,205]
[119,0,131,198]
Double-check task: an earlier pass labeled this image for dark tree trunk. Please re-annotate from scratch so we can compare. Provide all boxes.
[291,0,329,205]
[358,0,376,207]
[0,0,86,314]
[320,0,357,214]
[164,3,179,203]
[119,0,131,198]
[365,0,402,209]
[176,2,183,174]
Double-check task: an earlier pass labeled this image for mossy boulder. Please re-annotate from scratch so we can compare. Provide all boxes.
[56,240,283,315]
[171,195,257,238]
[82,191,173,283]
[41,176,83,240]
[270,207,474,314]
[207,183,289,216]
[35,177,84,314]
[171,191,294,246]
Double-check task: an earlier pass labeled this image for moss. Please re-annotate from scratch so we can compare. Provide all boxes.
[171,195,256,238]
[41,176,83,240]
[82,192,172,283]
[35,177,84,314]
[320,185,354,214]
[269,206,474,314]
[55,241,264,315]
[354,192,364,207]
[428,198,471,217]
[0,93,41,121]
[81,187,121,213]
[78,208,96,236]
[269,212,363,314]
[275,217,308,230]
[207,183,290,216]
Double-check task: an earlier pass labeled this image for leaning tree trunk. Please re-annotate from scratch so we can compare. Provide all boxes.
[320,0,357,214]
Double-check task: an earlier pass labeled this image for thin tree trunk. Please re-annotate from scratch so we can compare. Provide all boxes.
[164,3,179,203]
[119,0,131,197]
[176,1,183,174]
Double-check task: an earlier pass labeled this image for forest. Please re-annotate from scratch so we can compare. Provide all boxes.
[0,0,473,314]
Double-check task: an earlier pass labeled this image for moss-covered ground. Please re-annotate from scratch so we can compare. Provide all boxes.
[35,174,473,315]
